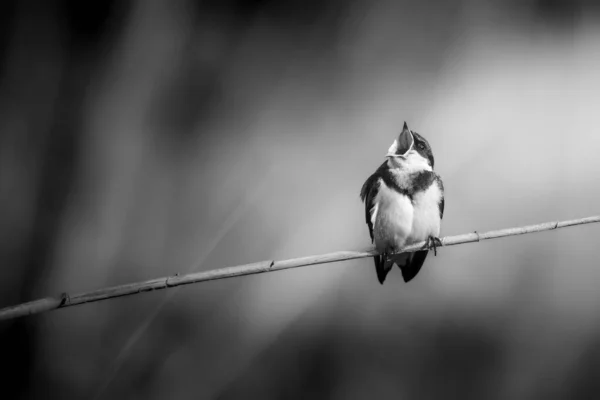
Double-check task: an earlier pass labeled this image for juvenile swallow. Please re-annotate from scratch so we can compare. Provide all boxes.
[360,122,444,284]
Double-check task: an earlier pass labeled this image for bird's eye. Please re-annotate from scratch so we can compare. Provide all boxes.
[417,143,425,150]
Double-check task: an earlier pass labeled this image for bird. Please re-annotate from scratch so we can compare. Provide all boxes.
[360,122,444,284]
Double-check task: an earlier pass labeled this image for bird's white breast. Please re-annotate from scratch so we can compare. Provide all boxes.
[371,178,442,251]
[372,180,413,252]
[409,181,442,244]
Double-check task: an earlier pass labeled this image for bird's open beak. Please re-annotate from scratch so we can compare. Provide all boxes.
[386,122,414,158]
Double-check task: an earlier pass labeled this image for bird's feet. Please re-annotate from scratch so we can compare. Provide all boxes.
[425,236,443,256]
[385,245,399,256]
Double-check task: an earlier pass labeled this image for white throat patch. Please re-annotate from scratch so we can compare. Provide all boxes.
[387,150,432,173]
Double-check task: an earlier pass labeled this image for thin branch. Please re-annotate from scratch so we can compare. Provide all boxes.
[1,215,599,321]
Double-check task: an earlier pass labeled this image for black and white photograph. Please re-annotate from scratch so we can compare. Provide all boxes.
[1,0,600,399]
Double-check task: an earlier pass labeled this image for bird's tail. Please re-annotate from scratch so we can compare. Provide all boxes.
[373,255,391,285]
[375,251,429,284]
[399,250,428,282]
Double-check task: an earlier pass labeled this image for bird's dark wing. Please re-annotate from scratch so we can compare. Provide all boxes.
[361,164,387,283]
[360,168,383,242]
[435,173,444,219]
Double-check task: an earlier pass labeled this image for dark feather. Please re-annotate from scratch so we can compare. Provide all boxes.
[361,165,387,280]
[360,162,387,241]
[405,170,436,196]
[435,174,444,219]
[399,250,429,282]
[412,131,435,169]
[373,255,387,284]
[360,179,376,242]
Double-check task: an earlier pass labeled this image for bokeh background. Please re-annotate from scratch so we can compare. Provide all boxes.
[2,0,600,399]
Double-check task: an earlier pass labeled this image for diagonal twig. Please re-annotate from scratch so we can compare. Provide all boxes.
[1,215,599,321]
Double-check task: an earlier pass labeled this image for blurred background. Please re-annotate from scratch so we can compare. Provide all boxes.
[1,0,600,398]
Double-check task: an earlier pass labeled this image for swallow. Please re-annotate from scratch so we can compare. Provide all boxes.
[360,122,444,284]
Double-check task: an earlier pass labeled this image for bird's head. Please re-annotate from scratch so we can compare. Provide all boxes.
[386,122,434,171]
